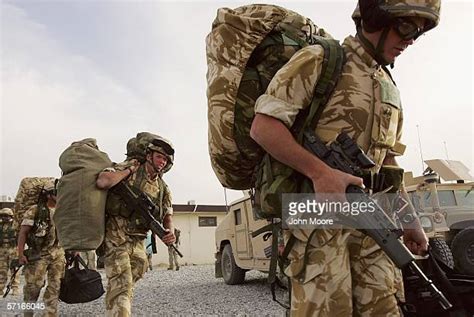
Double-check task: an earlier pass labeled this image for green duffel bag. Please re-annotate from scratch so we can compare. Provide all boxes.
[55,138,113,251]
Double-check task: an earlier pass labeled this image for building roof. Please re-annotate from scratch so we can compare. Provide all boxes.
[173,204,227,213]
[0,201,14,210]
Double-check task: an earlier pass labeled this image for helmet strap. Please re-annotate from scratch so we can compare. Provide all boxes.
[146,152,163,178]
[357,25,391,66]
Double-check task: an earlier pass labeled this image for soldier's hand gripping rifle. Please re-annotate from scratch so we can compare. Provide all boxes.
[302,129,452,311]
[111,182,183,258]
[3,251,41,298]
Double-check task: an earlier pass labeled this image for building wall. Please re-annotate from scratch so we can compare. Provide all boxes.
[151,211,226,266]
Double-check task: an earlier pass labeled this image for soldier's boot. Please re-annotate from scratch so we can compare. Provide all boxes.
[167,267,173,270]
[176,266,180,271]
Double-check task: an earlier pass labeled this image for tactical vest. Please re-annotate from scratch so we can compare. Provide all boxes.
[0,217,17,248]
[106,165,165,231]
[26,201,52,252]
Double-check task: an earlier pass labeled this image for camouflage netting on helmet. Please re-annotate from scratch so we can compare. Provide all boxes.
[352,0,441,32]
[55,138,112,251]
[206,4,329,190]
[14,177,55,226]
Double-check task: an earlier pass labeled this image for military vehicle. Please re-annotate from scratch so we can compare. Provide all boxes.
[214,195,273,284]
[405,159,474,275]
[215,160,474,283]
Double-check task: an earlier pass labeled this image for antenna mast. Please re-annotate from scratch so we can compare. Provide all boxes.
[416,124,425,173]
[443,141,450,160]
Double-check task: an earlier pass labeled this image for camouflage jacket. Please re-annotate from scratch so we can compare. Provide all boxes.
[105,162,173,245]
[255,35,405,171]
[21,204,61,255]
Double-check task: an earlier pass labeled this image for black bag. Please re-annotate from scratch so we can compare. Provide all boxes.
[59,255,105,304]
[402,249,474,317]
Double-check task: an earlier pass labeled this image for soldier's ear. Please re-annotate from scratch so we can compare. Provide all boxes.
[145,152,152,162]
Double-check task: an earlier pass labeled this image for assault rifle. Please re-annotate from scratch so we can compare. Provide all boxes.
[3,250,41,298]
[302,129,452,311]
[112,182,183,258]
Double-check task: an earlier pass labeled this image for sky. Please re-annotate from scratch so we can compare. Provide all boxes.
[1,0,472,206]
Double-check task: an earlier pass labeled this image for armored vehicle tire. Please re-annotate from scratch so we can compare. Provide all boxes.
[221,244,245,285]
[451,227,474,276]
[430,238,454,269]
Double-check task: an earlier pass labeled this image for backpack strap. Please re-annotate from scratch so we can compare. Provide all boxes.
[290,38,345,143]
[274,38,345,286]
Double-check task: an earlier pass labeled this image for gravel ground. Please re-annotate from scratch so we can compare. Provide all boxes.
[0,265,287,316]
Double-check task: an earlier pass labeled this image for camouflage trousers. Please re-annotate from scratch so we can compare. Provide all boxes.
[146,253,153,270]
[285,229,404,317]
[79,250,97,270]
[168,246,179,269]
[23,248,65,317]
[104,236,147,317]
[0,246,20,295]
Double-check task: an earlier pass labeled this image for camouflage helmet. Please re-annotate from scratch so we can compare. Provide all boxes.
[42,178,57,196]
[352,0,441,33]
[126,137,140,160]
[0,208,14,217]
[147,136,175,173]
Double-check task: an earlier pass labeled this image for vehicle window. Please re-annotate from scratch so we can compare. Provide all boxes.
[198,216,217,227]
[455,189,474,207]
[234,209,242,225]
[409,192,422,210]
[423,191,432,207]
[438,190,456,207]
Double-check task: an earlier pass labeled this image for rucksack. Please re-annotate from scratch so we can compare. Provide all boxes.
[59,255,104,304]
[54,138,113,251]
[14,177,55,227]
[206,4,344,191]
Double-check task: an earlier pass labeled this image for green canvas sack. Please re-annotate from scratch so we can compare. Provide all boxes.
[206,4,335,190]
[55,138,113,251]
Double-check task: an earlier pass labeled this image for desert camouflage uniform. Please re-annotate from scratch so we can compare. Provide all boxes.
[255,36,405,316]
[21,204,65,317]
[0,211,20,296]
[104,162,173,317]
[168,229,180,270]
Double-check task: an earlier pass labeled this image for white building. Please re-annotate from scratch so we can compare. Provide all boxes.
[150,203,227,266]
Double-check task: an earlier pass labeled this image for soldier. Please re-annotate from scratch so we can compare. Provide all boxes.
[0,207,20,296]
[17,180,65,317]
[249,0,440,315]
[145,231,154,271]
[167,228,180,271]
[96,135,176,317]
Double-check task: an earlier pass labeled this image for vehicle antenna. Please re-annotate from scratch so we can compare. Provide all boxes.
[416,125,425,172]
